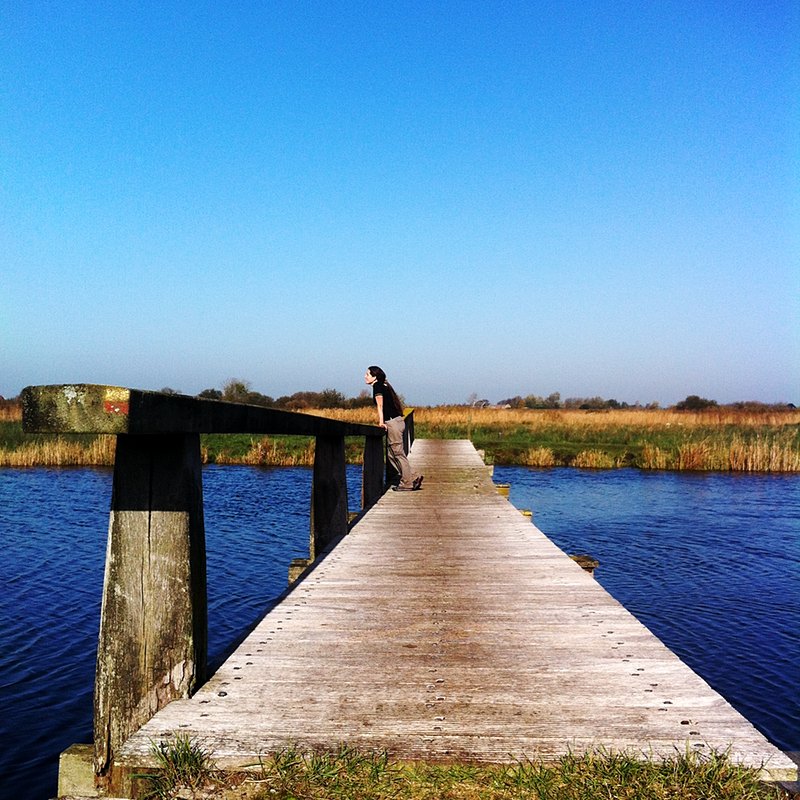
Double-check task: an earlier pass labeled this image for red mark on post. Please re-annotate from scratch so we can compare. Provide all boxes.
[103,401,129,415]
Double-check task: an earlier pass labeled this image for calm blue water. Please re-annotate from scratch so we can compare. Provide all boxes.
[1,465,798,799]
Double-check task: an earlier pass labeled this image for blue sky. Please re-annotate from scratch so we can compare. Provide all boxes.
[2,2,797,405]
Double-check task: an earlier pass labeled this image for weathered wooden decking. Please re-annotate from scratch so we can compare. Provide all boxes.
[118,440,796,780]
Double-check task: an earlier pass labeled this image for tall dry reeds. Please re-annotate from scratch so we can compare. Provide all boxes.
[639,444,671,470]
[688,433,800,472]
[410,405,800,432]
[3,405,799,472]
[311,406,800,472]
[728,433,800,472]
[573,450,620,469]
[0,402,21,422]
[639,434,800,472]
[521,447,557,467]
[0,435,116,467]
[214,437,316,466]
[307,407,376,425]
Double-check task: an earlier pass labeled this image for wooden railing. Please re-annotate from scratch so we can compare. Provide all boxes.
[21,384,413,781]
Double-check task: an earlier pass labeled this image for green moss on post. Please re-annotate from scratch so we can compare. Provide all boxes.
[21,384,132,434]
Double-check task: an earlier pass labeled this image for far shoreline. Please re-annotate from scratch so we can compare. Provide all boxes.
[2,405,799,473]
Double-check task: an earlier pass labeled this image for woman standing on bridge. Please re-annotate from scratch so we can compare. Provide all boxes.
[365,366,423,491]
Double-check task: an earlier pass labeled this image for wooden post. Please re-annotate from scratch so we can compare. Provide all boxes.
[93,433,207,777]
[405,409,415,448]
[362,435,384,510]
[310,435,348,560]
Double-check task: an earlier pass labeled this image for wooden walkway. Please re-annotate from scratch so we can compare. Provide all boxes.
[118,440,796,780]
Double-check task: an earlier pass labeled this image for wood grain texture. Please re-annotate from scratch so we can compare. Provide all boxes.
[20,383,381,437]
[95,433,207,775]
[118,440,796,780]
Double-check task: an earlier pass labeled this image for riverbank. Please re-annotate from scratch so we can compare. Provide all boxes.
[1,405,799,471]
[416,405,800,471]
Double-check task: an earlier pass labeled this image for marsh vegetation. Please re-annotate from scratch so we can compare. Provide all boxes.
[2,402,798,472]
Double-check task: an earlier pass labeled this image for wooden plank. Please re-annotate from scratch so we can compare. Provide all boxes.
[118,440,796,781]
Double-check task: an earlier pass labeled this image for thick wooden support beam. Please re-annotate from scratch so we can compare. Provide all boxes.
[362,435,385,510]
[21,383,381,438]
[94,433,207,777]
[310,436,348,560]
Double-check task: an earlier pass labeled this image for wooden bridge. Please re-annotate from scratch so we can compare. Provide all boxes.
[21,386,797,796]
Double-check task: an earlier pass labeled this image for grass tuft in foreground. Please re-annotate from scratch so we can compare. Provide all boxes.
[136,734,218,800]
[136,742,791,800]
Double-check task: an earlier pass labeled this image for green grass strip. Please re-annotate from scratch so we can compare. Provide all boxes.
[134,740,790,800]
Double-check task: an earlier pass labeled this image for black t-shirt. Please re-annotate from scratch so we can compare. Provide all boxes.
[373,381,402,420]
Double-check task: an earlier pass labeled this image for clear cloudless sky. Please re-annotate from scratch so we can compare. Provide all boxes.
[2,1,798,405]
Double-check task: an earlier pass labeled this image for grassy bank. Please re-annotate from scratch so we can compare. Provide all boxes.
[136,739,791,800]
[0,420,117,467]
[412,406,800,471]
[2,406,799,472]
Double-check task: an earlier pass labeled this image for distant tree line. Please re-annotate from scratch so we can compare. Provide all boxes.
[494,393,793,411]
[674,394,717,411]
[496,392,658,410]
[189,379,373,410]
[0,386,794,412]
[155,383,792,412]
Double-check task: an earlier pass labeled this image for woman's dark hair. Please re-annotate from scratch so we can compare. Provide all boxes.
[368,366,404,414]
[367,366,386,383]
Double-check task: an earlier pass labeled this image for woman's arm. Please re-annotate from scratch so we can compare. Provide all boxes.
[374,394,386,428]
